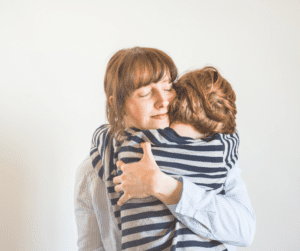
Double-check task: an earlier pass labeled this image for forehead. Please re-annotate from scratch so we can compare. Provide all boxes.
[145,72,171,85]
[138,74,171,89]
[133,67,171,88]
[159,74,170,82]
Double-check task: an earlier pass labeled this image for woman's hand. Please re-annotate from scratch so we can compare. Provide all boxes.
[113,142,183,206]
[112,142,162,206]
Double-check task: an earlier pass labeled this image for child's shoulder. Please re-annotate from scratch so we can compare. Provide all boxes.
[218,129,239,138]
[217,129,240,147]
[123,127,178,145]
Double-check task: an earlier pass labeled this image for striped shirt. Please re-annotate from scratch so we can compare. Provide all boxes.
[90,125,239,251]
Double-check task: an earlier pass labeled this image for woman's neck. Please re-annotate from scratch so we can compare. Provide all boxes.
[170,121,204,139]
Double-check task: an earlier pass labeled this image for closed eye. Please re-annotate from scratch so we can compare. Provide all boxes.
[139,92,151,98]
[164,83,173,92]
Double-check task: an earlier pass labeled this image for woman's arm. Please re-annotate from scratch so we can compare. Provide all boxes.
[115,143,256,247]
[74,156,105,251]
[164,161,256,247]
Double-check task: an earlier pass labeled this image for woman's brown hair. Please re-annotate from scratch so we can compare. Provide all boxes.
[104,47,177,136]
[169,66,237,138]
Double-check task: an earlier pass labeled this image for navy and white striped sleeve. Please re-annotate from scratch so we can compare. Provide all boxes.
[90,124,111,180]
[166,161,256,247]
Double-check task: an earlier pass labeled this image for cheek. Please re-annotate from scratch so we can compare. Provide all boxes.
[136,102,151,119]
[128,101,150,123]
[133,106,144,120]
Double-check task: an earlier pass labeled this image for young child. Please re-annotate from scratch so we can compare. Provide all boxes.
[93,66,238,251]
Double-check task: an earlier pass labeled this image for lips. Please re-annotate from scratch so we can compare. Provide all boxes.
[151,113,168,119]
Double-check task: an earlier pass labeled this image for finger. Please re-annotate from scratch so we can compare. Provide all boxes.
[116,160,125,171]
[140,142,154,159]
[114,184,123,193]
[112,175,122,184]
[117,193,130,206]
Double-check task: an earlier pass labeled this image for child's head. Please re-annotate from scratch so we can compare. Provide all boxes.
[104,47,178,135]
[169,66,237,138]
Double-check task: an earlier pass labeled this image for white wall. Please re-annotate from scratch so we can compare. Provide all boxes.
[0,0,299,250]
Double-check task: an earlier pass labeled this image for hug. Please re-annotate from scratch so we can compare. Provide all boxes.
[75,47,256,251]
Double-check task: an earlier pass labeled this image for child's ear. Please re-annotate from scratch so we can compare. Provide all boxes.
[216,122,223,131]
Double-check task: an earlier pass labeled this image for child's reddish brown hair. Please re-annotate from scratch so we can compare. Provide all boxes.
[104,47,177,136]
[169,66,237,138]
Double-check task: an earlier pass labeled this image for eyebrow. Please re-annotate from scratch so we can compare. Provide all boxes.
[137,78,171,90]
[152,80,171,86]
[136,85,151,92]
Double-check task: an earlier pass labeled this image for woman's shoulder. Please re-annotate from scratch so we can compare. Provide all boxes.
[75,155,102,188]
[75,155,93,182]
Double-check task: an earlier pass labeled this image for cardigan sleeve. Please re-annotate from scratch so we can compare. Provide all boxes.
[166,161,256,247]
[74,157,106,251]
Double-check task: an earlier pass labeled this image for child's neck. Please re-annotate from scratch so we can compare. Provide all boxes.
[170,121,204,139]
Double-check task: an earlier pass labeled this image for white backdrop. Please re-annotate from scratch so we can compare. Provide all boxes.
[1,0,299,250]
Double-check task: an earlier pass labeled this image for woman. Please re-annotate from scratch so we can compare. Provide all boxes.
[74,47,256,251]
[106,66,240,251]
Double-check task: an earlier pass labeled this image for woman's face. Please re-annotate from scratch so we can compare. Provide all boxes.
[123,74,176,130]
